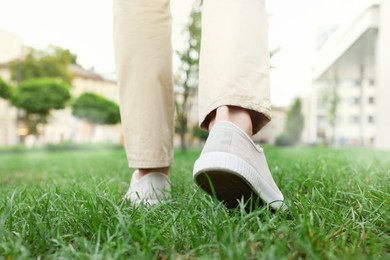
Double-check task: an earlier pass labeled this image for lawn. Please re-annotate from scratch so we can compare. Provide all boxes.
[0,146,389,259]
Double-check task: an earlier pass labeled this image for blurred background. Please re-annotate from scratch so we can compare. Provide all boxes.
[0,0,389,151]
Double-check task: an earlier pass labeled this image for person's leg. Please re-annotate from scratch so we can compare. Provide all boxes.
[208,106,254,136]
[113,0,173,203]
[195,0,286,210]
[198,0,271,134]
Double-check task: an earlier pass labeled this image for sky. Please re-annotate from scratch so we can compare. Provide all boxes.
[0,0,373,106]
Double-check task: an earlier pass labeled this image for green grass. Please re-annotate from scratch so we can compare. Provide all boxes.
[0,146,389,259]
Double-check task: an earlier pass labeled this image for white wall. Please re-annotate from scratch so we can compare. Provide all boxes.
[0,30,24,63]
[375,0,390,150]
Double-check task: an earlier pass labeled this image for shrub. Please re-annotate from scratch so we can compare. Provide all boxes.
[0,77,14,100]
[275,134,294,147]
[72,93,120,125]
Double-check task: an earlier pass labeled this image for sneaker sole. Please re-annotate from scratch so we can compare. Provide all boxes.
[193,151,285,210]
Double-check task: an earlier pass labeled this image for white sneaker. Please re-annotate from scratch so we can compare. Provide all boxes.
[193,121,286,210]
[124,170,171,205]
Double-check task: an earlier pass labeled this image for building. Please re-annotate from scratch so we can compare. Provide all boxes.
[309,0,390,149]
[0,29,25,64]
[0,30,121,147]
[0,30,25,146]
[37,64,121,146]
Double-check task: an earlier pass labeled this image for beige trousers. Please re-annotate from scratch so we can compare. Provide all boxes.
[114,0,271,169]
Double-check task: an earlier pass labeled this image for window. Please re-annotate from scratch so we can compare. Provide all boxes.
[317,115,326,121]
[369,79,375,87]
[352,97,361,105]
[368,97,375,104]
[350,116,360,124]
[354,80,361,87]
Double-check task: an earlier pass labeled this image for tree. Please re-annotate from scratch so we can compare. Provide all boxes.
[12,78,71,139]
[286,98,304,142]
[276,98,304,146]
[175,0,202,152]
[269,47,281,69]
[320,71,339,145]
[0,77,13,100]
[192,125,208,142]
[9,45,77,84]
[72,93,120,125]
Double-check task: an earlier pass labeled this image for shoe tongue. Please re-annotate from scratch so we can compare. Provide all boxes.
[216,121,263,152]
[216,121,252,137]
[137,172,168,181]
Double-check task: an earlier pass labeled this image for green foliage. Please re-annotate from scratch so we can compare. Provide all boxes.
[192,125,208,141]
[13,78,71,115]
[177,0,202,74]
[321,75,340,144]
[275,133,294,146]
[175,0,202,151]
[0,77,14,100]
[284,98,304,145]
[9,45,77,84]
[12,78,71,136]
[0,147,389,258]
[72,92,120,125]
[321,77,340,128]
[275,99,304,147]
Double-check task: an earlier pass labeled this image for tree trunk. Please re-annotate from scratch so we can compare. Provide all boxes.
[179,129,186,152]
[179,117,187,152]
